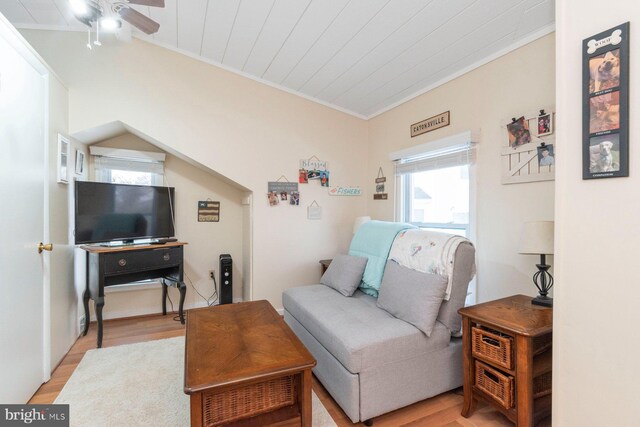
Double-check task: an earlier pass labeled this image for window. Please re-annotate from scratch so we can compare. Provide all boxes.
[394,132,475,237]
[401,165,470,236]
[90,147,166,186]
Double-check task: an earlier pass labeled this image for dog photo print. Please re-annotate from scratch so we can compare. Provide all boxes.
[589,49,620,94]
[589,91,620,134]
[589,134,620,174]
[582,22,629,179]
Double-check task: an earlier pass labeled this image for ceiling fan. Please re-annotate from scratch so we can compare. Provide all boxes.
[70,0,164,36]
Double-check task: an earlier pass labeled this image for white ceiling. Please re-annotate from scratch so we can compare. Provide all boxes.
[0,0,555,118]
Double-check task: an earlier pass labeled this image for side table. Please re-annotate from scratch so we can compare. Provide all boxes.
[458,295,552,426]
[319,259,332,274]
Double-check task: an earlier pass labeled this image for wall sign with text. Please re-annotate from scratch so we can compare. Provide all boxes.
[299,156,330,187]
[328,186,362,196]
[374,167,388,200]
[410,111,450,138]
[267,181,300,206]
[198,201,220,222]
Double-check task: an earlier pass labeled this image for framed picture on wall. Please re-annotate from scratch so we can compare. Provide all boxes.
[537,112,553,137]
[582,22,629,179]
[75,150,85,175]
[57,134,69,184]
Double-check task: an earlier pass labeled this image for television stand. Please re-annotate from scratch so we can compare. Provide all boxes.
[80,242,188,348]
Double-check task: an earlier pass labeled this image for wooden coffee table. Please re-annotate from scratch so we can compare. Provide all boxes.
[184,300,316,426]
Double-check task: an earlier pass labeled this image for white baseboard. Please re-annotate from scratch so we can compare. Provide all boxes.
[86,298,251,322]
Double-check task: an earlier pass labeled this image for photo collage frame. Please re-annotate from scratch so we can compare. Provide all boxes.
[582,22,629,179]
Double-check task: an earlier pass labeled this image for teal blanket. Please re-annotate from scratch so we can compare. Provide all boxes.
[348,220,415,297]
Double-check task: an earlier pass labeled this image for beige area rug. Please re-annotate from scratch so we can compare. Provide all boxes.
[55,337,336,427]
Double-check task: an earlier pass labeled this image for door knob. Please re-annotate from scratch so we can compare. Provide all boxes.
[38,242,53,253]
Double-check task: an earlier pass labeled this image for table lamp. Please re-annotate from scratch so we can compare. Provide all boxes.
[519,221,554,307]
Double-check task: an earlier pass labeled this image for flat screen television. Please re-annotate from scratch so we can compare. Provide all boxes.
[75,181,175,244]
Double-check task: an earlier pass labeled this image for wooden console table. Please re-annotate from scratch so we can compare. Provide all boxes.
[184,301,316,426]
[459,295,552,426]
[81,242,188,348]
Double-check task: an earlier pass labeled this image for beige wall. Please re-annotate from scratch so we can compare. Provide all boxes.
[554,3,640,425]
[367,34,556,303]
[22,30,369,310]
[84,133,245,319]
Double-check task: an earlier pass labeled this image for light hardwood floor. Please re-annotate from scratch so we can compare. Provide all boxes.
[31,313,550,426]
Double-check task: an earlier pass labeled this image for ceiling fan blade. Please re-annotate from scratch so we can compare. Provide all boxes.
[119,8,160,35]
[126,0,165,7]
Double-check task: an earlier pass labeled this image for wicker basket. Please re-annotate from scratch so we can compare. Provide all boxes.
[202,375,296,426]
[533,371,552,398]
[472,326,513,370]
[475,361,514,409]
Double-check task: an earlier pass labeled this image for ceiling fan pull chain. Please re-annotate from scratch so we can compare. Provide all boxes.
[86,28,92,50]
[94,19,102,46]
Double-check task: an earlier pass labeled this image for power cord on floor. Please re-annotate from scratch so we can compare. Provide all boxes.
[164,273,219,322]
[165,290,182,322]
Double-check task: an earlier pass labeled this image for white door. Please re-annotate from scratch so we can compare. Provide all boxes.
[0,24,49,403]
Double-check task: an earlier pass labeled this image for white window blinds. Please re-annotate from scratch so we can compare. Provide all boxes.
[90,146,166,186]
[94,156,165,176]
[390,131,477,174]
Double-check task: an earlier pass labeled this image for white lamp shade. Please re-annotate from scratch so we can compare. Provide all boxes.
[353,216,371,234]
[519,221,554,255]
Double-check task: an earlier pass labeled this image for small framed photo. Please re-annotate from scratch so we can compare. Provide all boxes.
[289,191,300,206]
[267,191,279,206]
[298,169,308,184]
[537,113,553,136]
[75,150,85,175]
[320,171,330,187]
[537,144,555,167]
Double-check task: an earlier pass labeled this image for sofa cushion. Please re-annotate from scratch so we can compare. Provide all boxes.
[282,285,450,374]
[320,254,368,296]
[377,261,447,337]
[437,242,476,335]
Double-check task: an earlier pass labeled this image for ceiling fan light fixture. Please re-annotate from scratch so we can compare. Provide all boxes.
[69,0,89,16]
[100,16,121,31]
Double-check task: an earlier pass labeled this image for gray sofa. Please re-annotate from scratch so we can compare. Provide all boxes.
[282,243,475,423]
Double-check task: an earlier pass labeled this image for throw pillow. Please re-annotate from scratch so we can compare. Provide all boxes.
[377,260,447,336]
[320,254,368,297]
